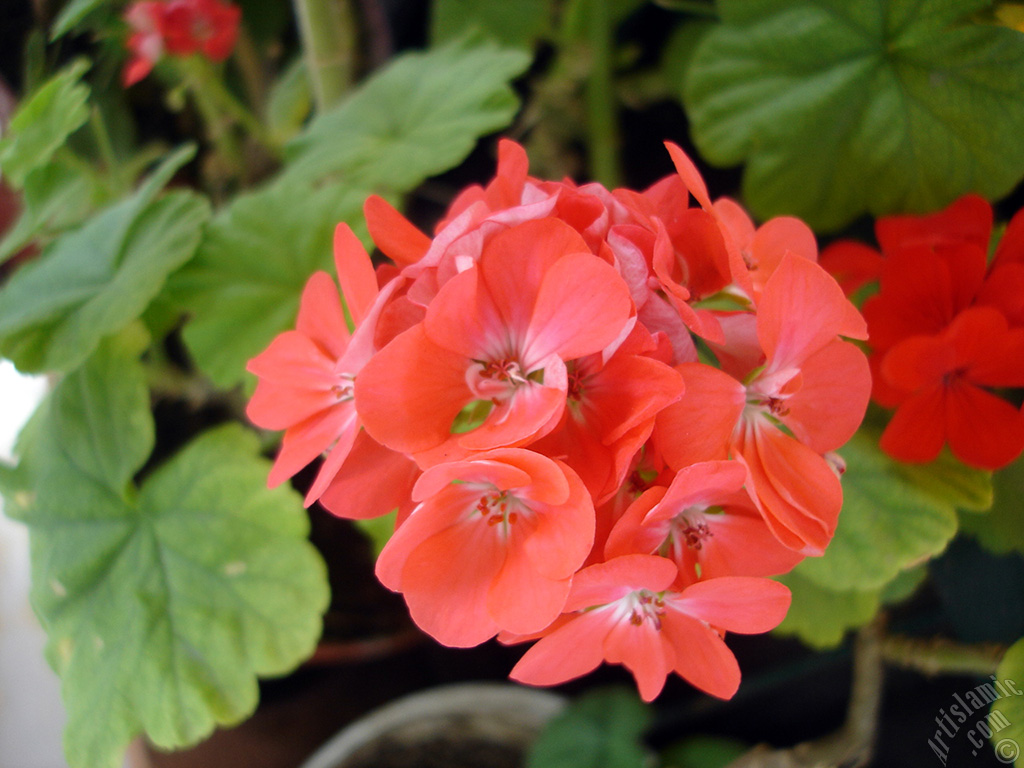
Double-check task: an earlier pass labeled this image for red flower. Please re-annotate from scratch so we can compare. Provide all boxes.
[879,308,1024,469]
[123,0,240,85]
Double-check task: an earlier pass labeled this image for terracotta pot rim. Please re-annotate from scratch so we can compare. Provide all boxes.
[299,681,567,768]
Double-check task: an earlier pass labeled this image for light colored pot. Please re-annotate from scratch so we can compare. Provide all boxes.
[300,682,567,768]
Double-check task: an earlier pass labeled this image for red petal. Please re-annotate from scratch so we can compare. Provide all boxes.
[509,611,610,687]
[758,255,863,368]
[675,576,791,634]
[945,381,1024,470]
[319,432,420,520]
[355,325,471,454]
[364,195,431,267]
[661,610,740,699]
[654,364,745,470]
[333,224,378,326]
[878,386,947,464]
[604,618,674,702]
[296,271,350,359]
[783,339,871,453]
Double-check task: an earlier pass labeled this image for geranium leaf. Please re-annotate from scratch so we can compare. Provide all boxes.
[0,158,107,264]
[281,38,531,192]
[51,0,108,38]
[897,450,993,514]
[168,179,369,390]
[0,147,207,373]
[773,571,881,649]
[19,338,328,768]
[684,0,1024,231]
[796,431,959,591]
[990,637,1024,766]
[0,59,90,188]
[961,455,1024,556]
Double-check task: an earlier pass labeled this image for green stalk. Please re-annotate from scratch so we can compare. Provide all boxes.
[292,0,357,111]
[585,0,622,188]
[185,57,281,154]
[89,106,128,195]
[882,636,1007,677]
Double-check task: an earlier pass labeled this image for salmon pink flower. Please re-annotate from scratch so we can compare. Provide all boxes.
[246,225,400,505]
[375,449,594,646]
[529,324,684,504]
[355,219,634,462]
[509,554,791,701]
[605,461,802,585]
[654,256,870,554]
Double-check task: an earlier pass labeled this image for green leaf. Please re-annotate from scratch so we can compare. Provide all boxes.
[795,431,960,591]
[168,179,368,390]
[51,0,108,38]
[281,39,531,192]
[897,451,993,514]
[431,0,551,48]
[773,570,880,649]
[961,455,1024,556]
[0,147,207,373]
[989,637,1024,767]
[20,338,328,768]
[526,686,652,768]
[0,158,107,263]
[0,60,91,188]
[684,0,1024,231]
[880,564,928,605]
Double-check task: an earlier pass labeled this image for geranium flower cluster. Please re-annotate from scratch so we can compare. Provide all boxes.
[248,141,871,701]
[123,0,241,86]
[821,196,1024,470]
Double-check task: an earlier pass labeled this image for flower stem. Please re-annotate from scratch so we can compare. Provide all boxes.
[584,0,622,188]
[88,105,128,195]
[881,635,1006,677]
[291,0,357,111]
[185,57,281,154]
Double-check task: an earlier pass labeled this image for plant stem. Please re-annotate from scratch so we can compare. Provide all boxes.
[724,619,885,768]
[233,25,268,115]
[292,0,357,111]
[881,636,1006,677]
[88,106,127,194]
[584,0,622,188]
[186,57,281,154]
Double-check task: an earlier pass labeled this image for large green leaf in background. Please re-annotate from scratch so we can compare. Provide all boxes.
[0,147,207,374]
[794,431,987,591]
[990,637,1024,767]
[774,571,882,649]
[12,332,328,768]
[774,565,927,649]
[174,38,530,391]
[167,180,368,390]
[684,0,1024,231]
[280,38,531,191]
[961,455,1024,556]
[0,59,90,187]
[0,158,107,263]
